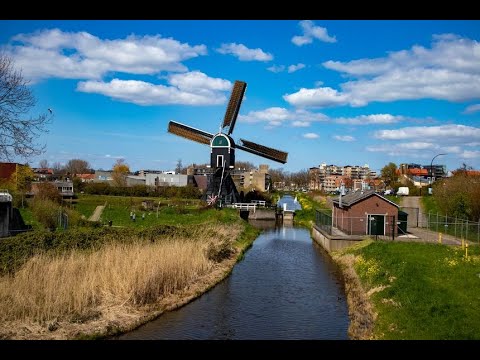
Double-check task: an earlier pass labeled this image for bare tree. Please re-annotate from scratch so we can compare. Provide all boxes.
[175,158,183,174]
[64,158,91,175]
[0,53,52,160]
[52,161,64,174]
[39,159,49,168]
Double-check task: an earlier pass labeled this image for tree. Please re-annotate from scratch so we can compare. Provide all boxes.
[0,53,52,160]
[175,159,183,174]
[35,181,62,203]
[112,159,130,187]
[15,163,34,207]
[52,161,64,175]
[64,159,90,176]
[38,159,49,168]
[381,162,399,187]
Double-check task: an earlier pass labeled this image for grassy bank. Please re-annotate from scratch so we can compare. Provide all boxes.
[294,192,329,228]
[0,209,259,339]
[333,240,480,339]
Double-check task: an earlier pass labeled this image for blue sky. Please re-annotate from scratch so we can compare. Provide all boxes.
[1,20,479,174]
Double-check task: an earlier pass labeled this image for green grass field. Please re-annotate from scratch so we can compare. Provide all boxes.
[339,240,480,339]
[17,194,205,230]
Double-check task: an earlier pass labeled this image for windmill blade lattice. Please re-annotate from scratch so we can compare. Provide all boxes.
[221,80,247,135]
[167,121,214,146]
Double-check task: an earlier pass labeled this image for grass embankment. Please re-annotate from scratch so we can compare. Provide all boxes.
[333,240,480,339]
[294,192,329,228]
[0,208,259,339]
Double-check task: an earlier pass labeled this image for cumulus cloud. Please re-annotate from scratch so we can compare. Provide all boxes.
[287,63,306,73]
[367,124,480,159]
[291,20,336,46]
[463,104,480,114]
[373,124,480,142]
[335,114,403,125]
[77,71,231,106]
[284,87,349,107]
[217,43,273,61]
[460,150,480,158]
[285,34,480,108]
[303,133,319,139]
[238,107,327,127]
[4,28,207,82]
[267,65,286,73]
[333,135,355,142]
[267,63,305,73]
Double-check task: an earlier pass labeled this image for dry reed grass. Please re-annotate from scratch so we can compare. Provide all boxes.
[0,223,242,332]
[332,253,376,340]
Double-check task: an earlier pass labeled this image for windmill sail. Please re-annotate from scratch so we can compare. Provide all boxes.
[237,139,288,164]
[167,121,214,145]
[221,80,247,135]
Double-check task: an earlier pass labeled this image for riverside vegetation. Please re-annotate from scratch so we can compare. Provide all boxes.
[0,198,259,340]
[333,239,480,339]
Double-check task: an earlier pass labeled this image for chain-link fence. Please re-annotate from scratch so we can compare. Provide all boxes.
[315,209,397,241]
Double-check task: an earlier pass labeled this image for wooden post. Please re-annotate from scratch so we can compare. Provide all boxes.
[438,232,442,244]
[465,243,469,259]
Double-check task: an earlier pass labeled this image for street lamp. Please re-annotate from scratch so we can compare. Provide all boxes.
[429,153,446,190]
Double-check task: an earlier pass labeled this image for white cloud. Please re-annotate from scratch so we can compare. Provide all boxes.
[267,65,285,73]
[77,73,230,106]
[373,124,480,142]
[238,107,327,127]
[217,43,273,61]
[168,71,231,92]
[303,133,319,139]
[287,63,306,73]
[460,150,480,159]
[285,34,480,108]
[397,142,435,150]
[283,87,349,107]
[367,124,480,159]
[5,28,207,82]
[333,135,355,142]
[335,114,403,125]
[291,20,336,46]
[463,104,480,114]
[292,121,310,127]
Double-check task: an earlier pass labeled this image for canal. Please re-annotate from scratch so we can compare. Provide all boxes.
[117,196,349,340]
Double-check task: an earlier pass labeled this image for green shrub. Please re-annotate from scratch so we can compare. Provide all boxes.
[31,199,60,230]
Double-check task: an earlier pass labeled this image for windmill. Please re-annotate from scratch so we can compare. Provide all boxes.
[167,80,288,205]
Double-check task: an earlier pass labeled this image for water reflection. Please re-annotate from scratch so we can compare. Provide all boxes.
[117,225,348,340]
[277,194,302,211]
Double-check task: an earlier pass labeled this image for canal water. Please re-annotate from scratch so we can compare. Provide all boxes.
[117,196,349,339]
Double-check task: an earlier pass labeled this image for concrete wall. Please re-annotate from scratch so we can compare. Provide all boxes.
[311,224,364,253]
[0,202,11,238]
[247,208,276,220]
[145,173,188,187]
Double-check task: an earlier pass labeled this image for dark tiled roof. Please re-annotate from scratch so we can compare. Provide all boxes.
[333,189,399,208]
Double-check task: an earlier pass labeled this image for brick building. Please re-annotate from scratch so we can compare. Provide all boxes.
[332,189,400,236]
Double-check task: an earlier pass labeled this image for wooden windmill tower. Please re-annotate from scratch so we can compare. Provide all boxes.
[167,80,288,205]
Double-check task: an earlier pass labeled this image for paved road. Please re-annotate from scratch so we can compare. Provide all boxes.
[88,205,105,222]
[398,196,465,246]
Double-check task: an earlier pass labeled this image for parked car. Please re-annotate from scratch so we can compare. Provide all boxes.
[397,187,410,196]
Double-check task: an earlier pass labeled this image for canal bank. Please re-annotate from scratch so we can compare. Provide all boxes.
[117,225,349,340]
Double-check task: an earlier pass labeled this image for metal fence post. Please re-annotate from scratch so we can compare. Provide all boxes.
[436,212,439,233]
[466,219,469,242]
[455,217,457,238]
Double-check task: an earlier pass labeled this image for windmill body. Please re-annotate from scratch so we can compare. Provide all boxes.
[167,81,288,206]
